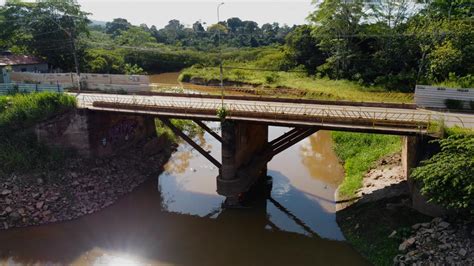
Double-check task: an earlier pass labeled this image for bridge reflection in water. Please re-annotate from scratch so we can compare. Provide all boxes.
[0,127,369,266]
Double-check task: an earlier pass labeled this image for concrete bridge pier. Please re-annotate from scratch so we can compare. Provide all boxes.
[218,121,269,207]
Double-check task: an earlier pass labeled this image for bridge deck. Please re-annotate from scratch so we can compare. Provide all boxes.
[73,93,474,135]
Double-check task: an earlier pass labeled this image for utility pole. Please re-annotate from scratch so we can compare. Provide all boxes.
[47,15,81,91]
[217,2,225,107]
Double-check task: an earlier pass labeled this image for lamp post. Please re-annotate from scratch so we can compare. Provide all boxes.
[217,2,224,107]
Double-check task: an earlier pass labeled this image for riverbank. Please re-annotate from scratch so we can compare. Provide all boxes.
[0,137,175,230]
[179,66,413,103]
[334,130,474,265]
[335,149,431,265]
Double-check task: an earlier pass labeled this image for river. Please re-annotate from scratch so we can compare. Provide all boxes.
[0,73,368,265]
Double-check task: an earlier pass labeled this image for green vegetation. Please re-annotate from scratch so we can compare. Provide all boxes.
[332,132,401,198]
[2,1,472,93]
[411,131,474,216]
[337,196,430,266]
[0,93,75,132]
[180,64,413,103]
[0,93,76,176]
[155,119,203,143]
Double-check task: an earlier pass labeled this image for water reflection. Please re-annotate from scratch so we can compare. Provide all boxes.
[0,123,368,265]
[160,124,346,240]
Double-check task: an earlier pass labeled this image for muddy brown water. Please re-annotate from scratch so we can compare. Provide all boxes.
[0,73,368,265]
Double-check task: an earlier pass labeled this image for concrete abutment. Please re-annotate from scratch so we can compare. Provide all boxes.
[36,110,157,157]
[402,136,445,217]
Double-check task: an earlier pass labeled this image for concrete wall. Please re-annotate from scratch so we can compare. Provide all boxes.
[87,111,156,157]
[402,136,446,217]
[35,110,92,157]
[11,72,149,89]
[35,110,157,157]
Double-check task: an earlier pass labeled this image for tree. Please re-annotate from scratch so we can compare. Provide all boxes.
[192,21,205,33]
[105,18,131,37]
[116,26,155,47]
[284,25,325,73]
[412,133,474,216]
[0,0,90,71]
[308,0,366,79]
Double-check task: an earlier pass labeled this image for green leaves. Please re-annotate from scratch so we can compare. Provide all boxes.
[412,133,474,215]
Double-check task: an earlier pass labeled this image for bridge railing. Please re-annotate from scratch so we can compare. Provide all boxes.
[75,94,445,130]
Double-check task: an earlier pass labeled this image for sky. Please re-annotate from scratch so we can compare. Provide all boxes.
[77,0,314,28]
[0,0,313,28]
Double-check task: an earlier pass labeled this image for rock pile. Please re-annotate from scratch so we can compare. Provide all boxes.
[394,217,473,265]
[0,137,174,230]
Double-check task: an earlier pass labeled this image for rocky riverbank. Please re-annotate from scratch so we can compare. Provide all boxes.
[0,137,175,230]
[336,153,407,211]
[336,152,474,265]
[394,217,473,265]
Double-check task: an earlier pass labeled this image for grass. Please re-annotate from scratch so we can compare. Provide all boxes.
[179,65,414,103]
[0,92,76,132]
[337,196,431,266]
[0,92,76,176]
[331,132,402,198]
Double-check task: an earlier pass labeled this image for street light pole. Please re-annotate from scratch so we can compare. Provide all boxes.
[217,2,224,107]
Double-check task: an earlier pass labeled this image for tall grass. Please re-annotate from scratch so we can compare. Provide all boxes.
[332,132,402,198]
[0,92,76,132]
[0,92,76,176]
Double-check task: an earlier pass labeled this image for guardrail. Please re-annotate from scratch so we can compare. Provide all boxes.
[76,94,436,132]
[0,83,63,95]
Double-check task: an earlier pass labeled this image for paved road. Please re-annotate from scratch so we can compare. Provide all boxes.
[73,93,474,134]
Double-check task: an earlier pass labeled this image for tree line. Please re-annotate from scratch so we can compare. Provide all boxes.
[283,0,473,90]
[0,0,473,90]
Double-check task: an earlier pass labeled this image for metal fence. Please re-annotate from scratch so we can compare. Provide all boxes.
[415,85,474,109]
[0,83,63,95]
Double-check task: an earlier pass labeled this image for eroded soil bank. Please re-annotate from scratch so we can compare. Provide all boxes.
[0,137,175,230]
[335,153,473,265]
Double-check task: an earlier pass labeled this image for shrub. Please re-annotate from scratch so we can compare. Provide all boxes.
[470,101,474,110]
[179,72,192,82]
[0,93,76,176]
[411,133,474,215]
[0,92,76,132]
[264,72,279,84]
[444,99,464,110]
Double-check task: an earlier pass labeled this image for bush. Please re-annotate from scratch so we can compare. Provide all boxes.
[0,92,76,132]
[0,93,76,176]
[179,72,192,82]
[444,99,464,110]
[411,133,474,215]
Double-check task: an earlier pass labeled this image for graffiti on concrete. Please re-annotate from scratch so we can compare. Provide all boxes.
[102,119,139,147]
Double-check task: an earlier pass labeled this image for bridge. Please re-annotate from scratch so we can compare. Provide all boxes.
[71,92,473,207]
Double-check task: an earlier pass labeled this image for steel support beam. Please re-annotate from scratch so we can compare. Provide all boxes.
[271,128,318,157]
[160,118,222,168]
[268,197,318,238]
[268,128,302,147]
[193,119,222,143]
